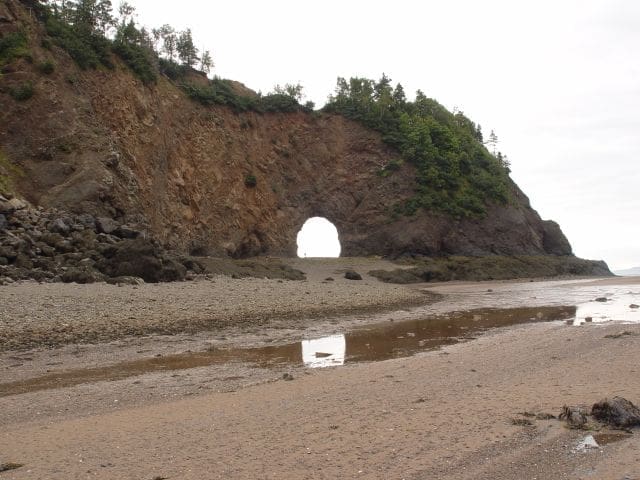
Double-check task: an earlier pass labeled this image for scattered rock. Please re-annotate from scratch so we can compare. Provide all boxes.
[0,203,200,284]
[105,276,145,286]
[511,418,533,426]
[282,373,294,381]
[324,277,334,281]
[344,270,362,281]
[604,331,638,339]
[314,352,332,358]
[591,397,640,428]
[595,297,608,302]
[585,316,593,323]
[559,405,588,429]
[95,217,119,235]
[0,462,23,472]
[49,218,71,235]
[630,304,639,309]
[536,412,556,420]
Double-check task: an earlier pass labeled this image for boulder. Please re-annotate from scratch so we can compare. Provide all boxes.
[344,270,363,281]
[591,397,640,428]
[61,267,106,284]
[97,238,186,282]
[159,258,187,282]
[95,217,119,235]
[114,225,141,239]
[0,214,6,231]
[0,197,27,214]
[48,218,71,235]
[0,246,16,261]
[76,213,96,229]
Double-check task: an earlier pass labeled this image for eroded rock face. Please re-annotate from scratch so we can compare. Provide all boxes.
[0,0,575,260]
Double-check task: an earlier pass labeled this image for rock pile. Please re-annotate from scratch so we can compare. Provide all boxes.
[0,195,204,285]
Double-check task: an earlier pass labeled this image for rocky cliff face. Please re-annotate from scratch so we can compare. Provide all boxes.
[0,0,573,259]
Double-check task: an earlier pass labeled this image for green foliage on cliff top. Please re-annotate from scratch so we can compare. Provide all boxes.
[324,75,511,217]
[180,76,307,114]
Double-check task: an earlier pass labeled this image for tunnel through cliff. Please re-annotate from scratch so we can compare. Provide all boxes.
[296,217,341,258]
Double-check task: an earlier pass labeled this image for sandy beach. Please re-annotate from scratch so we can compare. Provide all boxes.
[1,259,639,479]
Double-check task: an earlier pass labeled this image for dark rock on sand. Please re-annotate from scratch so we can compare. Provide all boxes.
[344,270,363,281]
[591,397,640,428]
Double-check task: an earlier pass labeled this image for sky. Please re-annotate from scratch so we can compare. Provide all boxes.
[130,0,640,270]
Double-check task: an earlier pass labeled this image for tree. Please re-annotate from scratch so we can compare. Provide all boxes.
[93,0,114,34]
[272,83,304,102]
[159,24,176,61]
[117,1,135,25]
[176,28,198,67]
[497,152,511,172]
[151,27,162,53]
[199,49,213,74]
[487,129,498,155]
[392,82,406,106]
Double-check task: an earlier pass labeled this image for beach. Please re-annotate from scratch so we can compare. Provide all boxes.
[1,260,639,479]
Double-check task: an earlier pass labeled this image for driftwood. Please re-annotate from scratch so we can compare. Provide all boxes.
[591,397,640,428]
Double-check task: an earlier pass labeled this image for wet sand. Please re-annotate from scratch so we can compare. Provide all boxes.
[0,263,639,479]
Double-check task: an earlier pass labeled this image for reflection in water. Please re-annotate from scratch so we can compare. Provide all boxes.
[572,293,640,325]
[301,335,346,368]
[0,306,576,397]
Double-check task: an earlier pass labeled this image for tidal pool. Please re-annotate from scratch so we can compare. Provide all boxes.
[0,305,576,397]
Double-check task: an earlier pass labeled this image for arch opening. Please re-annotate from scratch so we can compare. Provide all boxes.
[296,217,341,258]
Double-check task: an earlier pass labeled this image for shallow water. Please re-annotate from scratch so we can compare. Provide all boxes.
[571,293,640,325]
[0,306,576,397]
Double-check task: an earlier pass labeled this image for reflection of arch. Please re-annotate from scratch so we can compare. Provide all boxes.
[301,335,346,368]
[296,217,341,258]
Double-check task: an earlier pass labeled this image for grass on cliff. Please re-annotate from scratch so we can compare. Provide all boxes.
[0,150,23,196]
[324,76,511,218]
[369,255,612,283]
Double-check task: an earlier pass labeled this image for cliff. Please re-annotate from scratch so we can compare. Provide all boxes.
[0,0,581,261]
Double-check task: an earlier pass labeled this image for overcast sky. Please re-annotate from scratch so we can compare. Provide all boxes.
[131,0,639,270]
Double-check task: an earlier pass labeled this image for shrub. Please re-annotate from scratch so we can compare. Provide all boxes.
[244,174,257,188]
[159,58,188,80]
[37,59,55,74]
[10,82,34,101]
[0,30,30,66]
[260,93,299,113]
[112,41,157,85]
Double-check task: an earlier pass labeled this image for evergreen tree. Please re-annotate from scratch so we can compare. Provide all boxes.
[176,29,198,67]
[487,129,498,155]
[200,49,213,74]
[159,24,176,61]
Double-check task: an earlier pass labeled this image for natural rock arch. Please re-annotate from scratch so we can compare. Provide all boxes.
[296,217,341,258]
